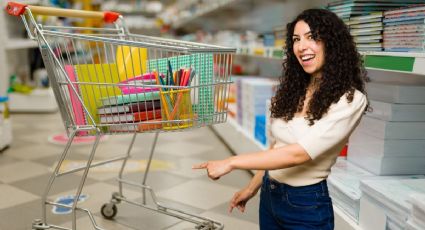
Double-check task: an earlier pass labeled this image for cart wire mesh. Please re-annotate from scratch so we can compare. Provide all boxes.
[36,21,234,136]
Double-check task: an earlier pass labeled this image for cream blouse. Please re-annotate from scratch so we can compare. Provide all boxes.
[269,89,367,186]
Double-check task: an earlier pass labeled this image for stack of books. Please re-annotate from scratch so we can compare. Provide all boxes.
[359,178,425,230]
[407,193,425,229]
[347,81,425,175]
[98,91,162,132]
[327,0,418,23]
[326,0,425,51]
[383,5,425,52]
[348,12,384,51]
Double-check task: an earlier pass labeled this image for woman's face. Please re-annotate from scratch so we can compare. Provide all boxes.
[292,20,325,78]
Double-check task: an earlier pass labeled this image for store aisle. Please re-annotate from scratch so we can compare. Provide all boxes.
[0,113,259,230]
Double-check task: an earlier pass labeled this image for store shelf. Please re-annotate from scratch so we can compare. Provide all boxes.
[235,50,425,76]
[118,9,156,17]
[361,51,425,75]
[211,117,266,154]
[334,205,363,230]
[172,0,242,29]
[236,47,284,60]
[8,88,58,113]
[6,39,38,50]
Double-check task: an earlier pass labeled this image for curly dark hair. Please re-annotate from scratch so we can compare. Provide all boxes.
[270,8,369,125]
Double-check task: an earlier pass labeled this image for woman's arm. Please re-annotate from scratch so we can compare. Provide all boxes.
[230,143,311,170]
[228,170,265,213]
[193,143,311,180]
[246,170,265,193]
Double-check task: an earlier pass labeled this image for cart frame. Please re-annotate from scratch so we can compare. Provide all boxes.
[6,2,235,230]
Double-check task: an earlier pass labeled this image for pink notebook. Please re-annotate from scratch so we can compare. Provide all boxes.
[118,73,159,94]
[65,65,88,135]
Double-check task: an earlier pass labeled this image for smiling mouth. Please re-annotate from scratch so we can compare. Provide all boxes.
[301,54,315,62]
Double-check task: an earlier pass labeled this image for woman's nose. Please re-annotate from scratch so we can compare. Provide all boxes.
[298,39,307,51]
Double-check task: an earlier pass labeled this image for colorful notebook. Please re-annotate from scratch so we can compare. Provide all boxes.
[116,46,148,81]
[100,91,160,107]
[108,120,163,132]
[97,100,161,115]
[74,63,122,125]
[65,65,86,127]
[100,109,162,123]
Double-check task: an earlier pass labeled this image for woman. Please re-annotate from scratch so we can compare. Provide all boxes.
[193,8,369,230]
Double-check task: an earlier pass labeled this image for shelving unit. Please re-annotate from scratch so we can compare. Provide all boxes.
[361,51,425,75]
[168,0,333,33]
[6,38,38,50]
[0,1,58,112]
[235,49,425,76]
[171,0,242,29]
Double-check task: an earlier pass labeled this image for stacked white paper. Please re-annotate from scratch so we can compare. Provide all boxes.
[348,81,425,175]
[365,82,425,104]
[368,100,425,122]
[237,78,277,135]
[359,178,425,230]
[406,193,425,230]
[348,127,425,175]
[236,76,259,126]
[328,158,374,221]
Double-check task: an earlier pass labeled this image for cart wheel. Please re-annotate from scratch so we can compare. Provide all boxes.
[101,203,117,220]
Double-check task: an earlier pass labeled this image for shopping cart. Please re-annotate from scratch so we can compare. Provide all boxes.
[6,2,234,230]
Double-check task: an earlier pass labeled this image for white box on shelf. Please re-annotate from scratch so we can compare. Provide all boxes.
[8,88,58,113]
[368,100,425,121]
[348,153,425,175]
[329,158,374,222]
[366,81,425,104]
[349,129,425,157]
[357,116,425,139]
[359,195,387,230]
[359,179,425,230]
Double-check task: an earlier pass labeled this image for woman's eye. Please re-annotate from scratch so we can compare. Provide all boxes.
[293,38,299,42]
[307,35,313,40]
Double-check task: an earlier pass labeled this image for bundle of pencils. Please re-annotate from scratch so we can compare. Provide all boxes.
[154,60,196,121]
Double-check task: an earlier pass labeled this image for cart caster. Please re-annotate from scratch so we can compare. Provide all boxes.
[32,219,50,229]
[195,221,215,230]
[101,203,117,220]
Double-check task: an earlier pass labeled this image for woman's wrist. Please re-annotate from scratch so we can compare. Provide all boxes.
[228,156,237,170]
[246,184,260,196]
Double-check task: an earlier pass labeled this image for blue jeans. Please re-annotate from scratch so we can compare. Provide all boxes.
[259,172,334,230]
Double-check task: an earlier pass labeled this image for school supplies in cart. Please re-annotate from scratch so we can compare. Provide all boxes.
[6,2,234,230]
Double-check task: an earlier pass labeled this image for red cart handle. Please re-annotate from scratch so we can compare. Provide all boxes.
[5,2,120,23]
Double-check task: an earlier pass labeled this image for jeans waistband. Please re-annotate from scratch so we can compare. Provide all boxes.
[264,171,328,195]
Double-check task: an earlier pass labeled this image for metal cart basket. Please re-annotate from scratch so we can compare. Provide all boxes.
[6,2,234,230]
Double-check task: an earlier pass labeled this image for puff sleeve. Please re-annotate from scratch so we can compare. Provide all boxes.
[297,91,367,160]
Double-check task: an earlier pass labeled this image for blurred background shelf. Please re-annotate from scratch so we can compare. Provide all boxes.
[6,39,38,50]
[8,88,58,113]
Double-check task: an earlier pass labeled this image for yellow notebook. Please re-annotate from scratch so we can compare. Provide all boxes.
[116,46,148,81]
[75,63,121,125]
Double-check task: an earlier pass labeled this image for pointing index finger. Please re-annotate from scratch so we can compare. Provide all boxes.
[192,162,208,169]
